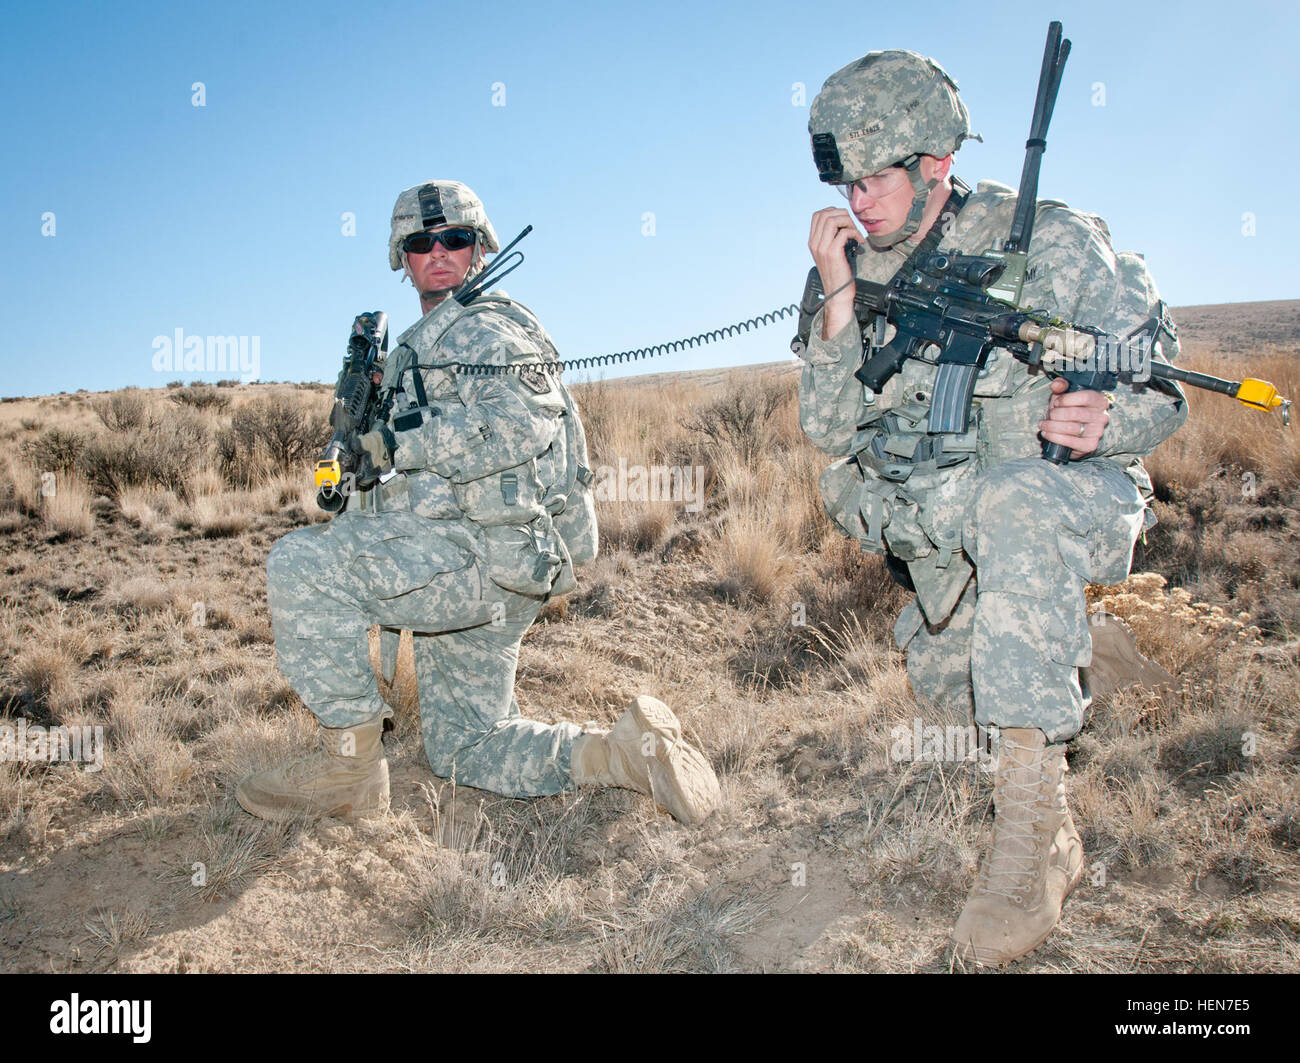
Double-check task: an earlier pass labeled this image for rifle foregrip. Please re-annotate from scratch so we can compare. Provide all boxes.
[1040,370,1118,465]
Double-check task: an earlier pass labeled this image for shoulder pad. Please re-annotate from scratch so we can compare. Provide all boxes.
[471,293,545,334]
[1037,201,1113,245]
[975,179,1015,195]
[1085,211,1112,241]
[438,296,561,372]
[467,291,513,309]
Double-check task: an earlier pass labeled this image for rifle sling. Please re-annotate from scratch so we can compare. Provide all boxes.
[894,177,970,283]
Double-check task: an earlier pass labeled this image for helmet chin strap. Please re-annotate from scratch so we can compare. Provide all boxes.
[865,155,938,250]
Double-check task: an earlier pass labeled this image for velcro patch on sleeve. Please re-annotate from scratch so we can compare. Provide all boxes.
[519,367,552,394]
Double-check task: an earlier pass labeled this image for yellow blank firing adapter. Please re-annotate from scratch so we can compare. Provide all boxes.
[315,458,342,493]
[1235,378,1292,425]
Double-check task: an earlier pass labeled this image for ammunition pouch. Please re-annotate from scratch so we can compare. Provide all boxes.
[819,402,982,624]
[452,458,548,527]
[482,514,568,598]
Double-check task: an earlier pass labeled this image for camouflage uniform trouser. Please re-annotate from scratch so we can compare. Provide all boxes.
[894,457,1146,744]
[265,509,580,797]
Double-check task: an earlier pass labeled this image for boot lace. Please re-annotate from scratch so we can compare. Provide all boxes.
[284,748,330,783]
[980,765,1051,904]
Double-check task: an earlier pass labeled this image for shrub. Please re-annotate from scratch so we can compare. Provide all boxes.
[169,385,230,411]
[78,406,211,497]
[230,394,327,474]
[93,390,154,433]
[681,373,787,463]
[22,428,86,474]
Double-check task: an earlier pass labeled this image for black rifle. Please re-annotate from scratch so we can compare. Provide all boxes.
[314,311,389,513]
[853,252,1289,425]
[791,22,1290,458]
[795,250,1290,444]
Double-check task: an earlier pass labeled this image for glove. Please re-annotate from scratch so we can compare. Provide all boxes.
[348,427,396,489]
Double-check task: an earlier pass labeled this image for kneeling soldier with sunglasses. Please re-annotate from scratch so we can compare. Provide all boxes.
[237,180,721,826]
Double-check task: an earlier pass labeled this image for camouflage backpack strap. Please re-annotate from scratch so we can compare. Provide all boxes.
[379,293,483,408]
[444,293,583,511]
[545,381,587,511]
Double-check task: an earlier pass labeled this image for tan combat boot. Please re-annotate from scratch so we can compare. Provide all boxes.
[951,727,1084,966]
[236,709,392,823]
[571,695,721,826]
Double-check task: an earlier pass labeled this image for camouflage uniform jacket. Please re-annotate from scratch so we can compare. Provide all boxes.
[355,292,581,598]
[798,179,1189,623]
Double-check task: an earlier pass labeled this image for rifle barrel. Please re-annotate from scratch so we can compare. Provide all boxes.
[1147,361,1238,397]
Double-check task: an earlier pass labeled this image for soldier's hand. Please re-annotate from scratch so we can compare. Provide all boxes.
[347,428,395,488]
[809,208,863,340]
[1039,380,1110,459]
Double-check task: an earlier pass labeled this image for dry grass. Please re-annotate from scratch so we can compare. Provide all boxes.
[84,907,155,970]
[1146,349,1300,491]
[0,453,40,518]
[185,493,252,539]
[117,485,175,539]
[40,470,94,539]
[714,505,797,604]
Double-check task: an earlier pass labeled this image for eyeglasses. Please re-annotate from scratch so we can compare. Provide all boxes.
[401,227,477,253]
[835,168,909,201]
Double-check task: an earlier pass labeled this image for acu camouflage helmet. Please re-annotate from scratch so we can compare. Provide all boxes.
[809,50,974,183]
[810,50,978,247]
[388,180,501,272]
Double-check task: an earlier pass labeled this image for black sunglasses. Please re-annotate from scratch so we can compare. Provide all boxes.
[401,227,477,253]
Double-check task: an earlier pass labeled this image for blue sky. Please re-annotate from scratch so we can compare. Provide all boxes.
[3,0,1296,397]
